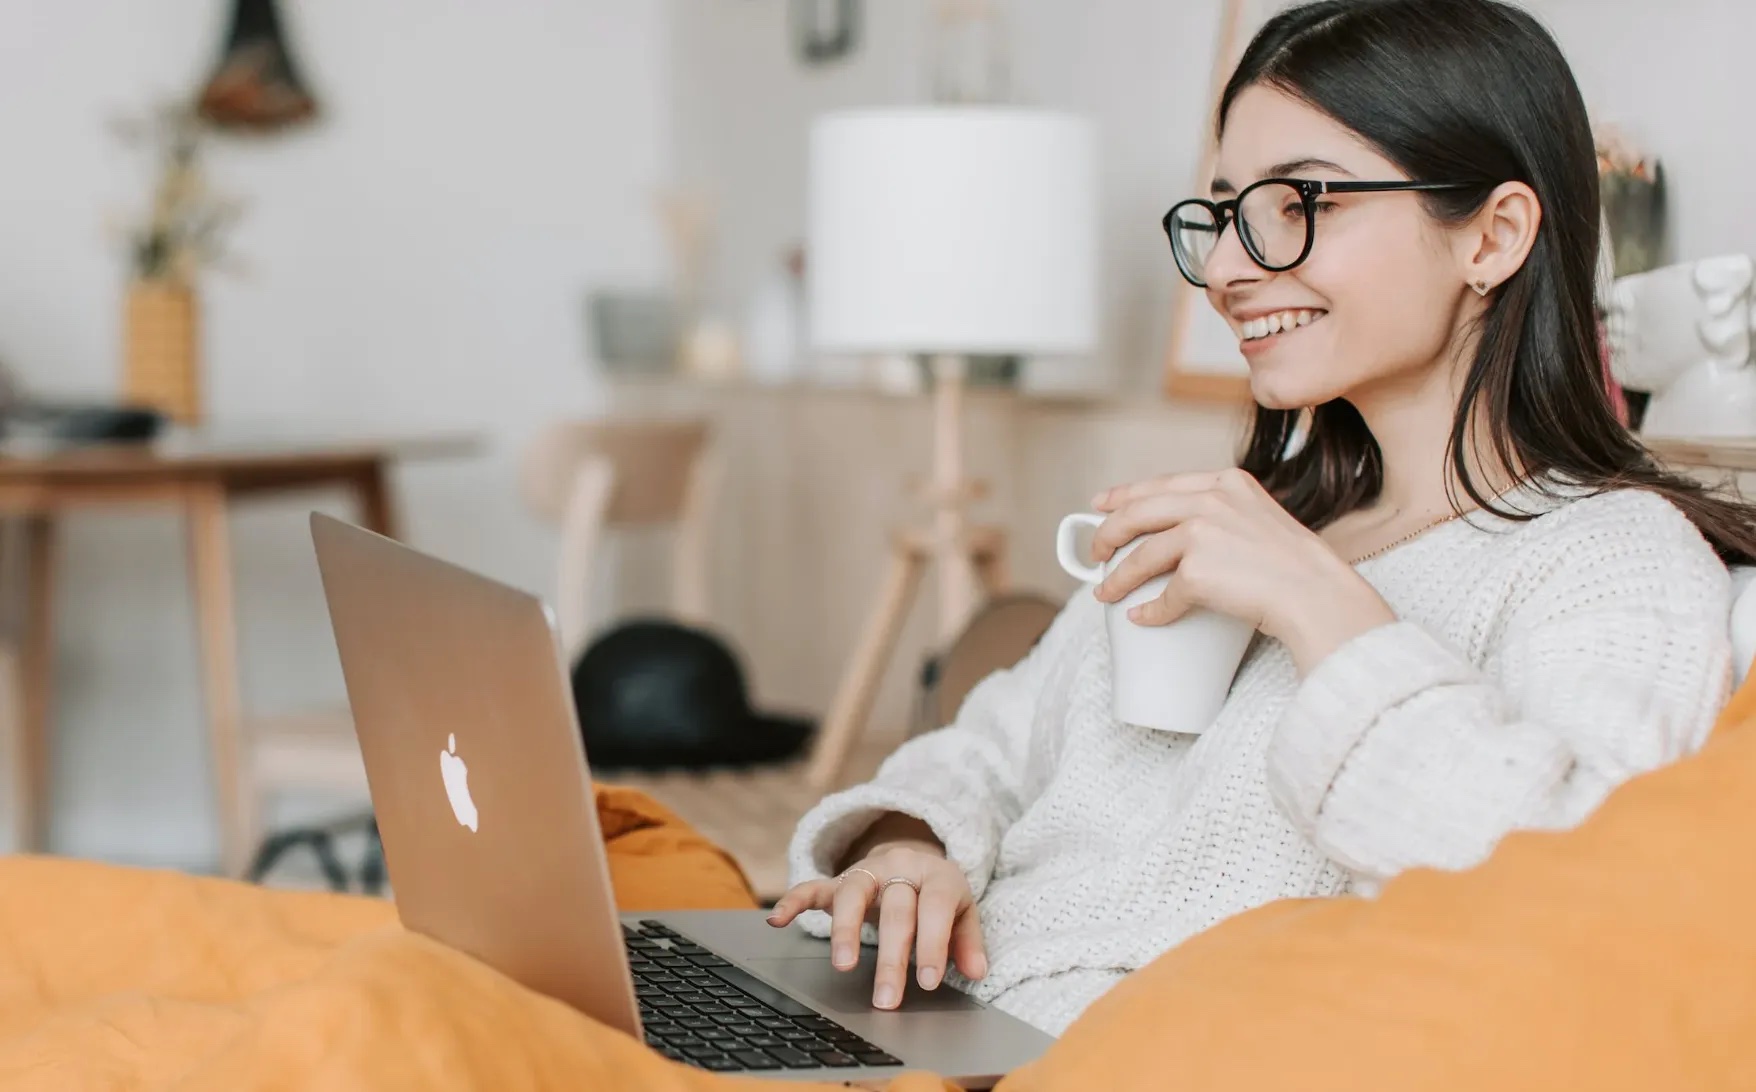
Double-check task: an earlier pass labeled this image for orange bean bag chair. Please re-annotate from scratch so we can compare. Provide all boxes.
[9,671,1756,1091]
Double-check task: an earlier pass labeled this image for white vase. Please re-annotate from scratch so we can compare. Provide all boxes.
[743,264,804,384]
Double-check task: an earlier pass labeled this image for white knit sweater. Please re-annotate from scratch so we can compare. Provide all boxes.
[787,485,1734,1035]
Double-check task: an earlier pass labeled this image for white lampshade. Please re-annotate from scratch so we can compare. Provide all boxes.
[807,107,1098,356]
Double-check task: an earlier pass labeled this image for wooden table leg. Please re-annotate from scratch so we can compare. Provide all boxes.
[353,459,401,539]
[185,484,252,876]
[13,516,57,853]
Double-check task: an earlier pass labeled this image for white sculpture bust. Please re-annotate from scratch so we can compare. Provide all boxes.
[1605,253,1756,438]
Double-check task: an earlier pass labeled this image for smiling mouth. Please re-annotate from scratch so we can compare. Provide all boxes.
[1238,308,1327,344]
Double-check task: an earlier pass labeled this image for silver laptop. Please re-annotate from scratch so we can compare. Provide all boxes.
[310,514,1054,1086]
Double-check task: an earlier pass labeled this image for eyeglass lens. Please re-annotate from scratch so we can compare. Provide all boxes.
[1170,181,1311,283]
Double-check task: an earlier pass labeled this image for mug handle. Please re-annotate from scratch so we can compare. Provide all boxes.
[1055,513,1106,583]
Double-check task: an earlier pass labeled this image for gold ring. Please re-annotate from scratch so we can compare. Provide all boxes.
[836,867,881,889]
[880,876,921,895]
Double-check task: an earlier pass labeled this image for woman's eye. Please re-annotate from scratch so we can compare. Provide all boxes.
[1279,201,1307,221]
[1313,200,1339,215]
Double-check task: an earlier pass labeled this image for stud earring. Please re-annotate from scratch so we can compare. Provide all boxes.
[1472,279,1491,297]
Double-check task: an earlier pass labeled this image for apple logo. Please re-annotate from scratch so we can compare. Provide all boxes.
[439,733,478,833]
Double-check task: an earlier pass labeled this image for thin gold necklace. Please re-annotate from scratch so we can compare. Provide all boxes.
[1347,508,1472,565]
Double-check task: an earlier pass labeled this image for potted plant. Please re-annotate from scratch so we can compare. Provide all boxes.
[1595,123,1665,278]
[112,104,244,424]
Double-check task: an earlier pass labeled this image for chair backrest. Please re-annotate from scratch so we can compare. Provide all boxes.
[919,591,1063,734]
[519,418,719,662]
[521,419,712,526]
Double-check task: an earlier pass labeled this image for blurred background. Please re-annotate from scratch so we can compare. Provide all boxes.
[0,0,1748,894]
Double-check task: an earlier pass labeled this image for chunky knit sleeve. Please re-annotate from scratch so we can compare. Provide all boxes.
[1265,491,1733,883]
[787,593,1095,910]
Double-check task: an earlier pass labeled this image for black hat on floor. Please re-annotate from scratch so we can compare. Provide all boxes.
[570,617,814,771]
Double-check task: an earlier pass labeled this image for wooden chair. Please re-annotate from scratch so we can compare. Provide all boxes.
[518,418,718,660]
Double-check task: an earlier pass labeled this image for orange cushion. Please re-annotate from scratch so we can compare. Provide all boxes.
[997,669,1756,1092]
[595,784,759,912]
[0,783,779,1091]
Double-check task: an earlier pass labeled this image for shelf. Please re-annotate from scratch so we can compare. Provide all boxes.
[1648,437,1756,472]
[599,370,1117,408]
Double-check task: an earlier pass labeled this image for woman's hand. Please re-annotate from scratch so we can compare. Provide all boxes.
[1089,467,1395,673]
[766,840,987,1011]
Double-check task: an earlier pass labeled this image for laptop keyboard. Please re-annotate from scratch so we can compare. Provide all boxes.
[626,920,904,1073]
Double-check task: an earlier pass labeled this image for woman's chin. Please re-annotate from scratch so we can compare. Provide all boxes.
[1247,367,1327,412]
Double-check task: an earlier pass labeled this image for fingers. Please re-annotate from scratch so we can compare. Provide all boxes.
[1090,491,1212,563]
[872,880,919,1009]
[1129,569,1197,627]
[1092,466,1269,514]
[949,903,989,981]
[829,871,878,971]
[1091,469,1231,513]
[1095,525,1188,605]
[765,878,837,927]
[770,863,987,1009]
[911,871,963,990]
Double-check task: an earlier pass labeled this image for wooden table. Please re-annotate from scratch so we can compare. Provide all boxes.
[0,428,476,875]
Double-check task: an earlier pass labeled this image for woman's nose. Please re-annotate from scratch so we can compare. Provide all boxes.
[1201,213,1264,289]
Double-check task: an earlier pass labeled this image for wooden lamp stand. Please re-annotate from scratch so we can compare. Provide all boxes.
[804,355,1010,790]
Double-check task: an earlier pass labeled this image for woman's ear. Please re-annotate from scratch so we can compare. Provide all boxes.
[1460,181,1541,295]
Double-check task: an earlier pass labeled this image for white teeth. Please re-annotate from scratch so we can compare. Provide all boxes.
[1241,309,1325,341]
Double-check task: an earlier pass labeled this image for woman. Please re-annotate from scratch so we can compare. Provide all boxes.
[769,0,1755,1036]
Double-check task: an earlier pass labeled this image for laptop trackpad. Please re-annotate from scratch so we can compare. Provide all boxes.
[743,956,984,1015]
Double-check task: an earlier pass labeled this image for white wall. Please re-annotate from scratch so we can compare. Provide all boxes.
[0,0,671,866]
[673,0,1756,392]
[1532,0,1756,264]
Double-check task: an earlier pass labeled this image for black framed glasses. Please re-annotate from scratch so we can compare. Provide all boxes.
[1163,177,1476,287]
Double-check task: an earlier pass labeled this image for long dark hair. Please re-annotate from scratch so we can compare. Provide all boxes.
[1224,0,1756,564]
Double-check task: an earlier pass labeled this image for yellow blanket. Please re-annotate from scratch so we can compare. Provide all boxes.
[0,786,954,1091]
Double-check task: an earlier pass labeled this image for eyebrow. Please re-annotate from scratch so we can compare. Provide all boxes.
[1210,157,1358,195]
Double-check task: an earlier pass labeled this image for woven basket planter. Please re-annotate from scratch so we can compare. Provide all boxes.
[123,279,202,424]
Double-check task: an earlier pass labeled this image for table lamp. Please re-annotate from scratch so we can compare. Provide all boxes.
[804,106,1097,787]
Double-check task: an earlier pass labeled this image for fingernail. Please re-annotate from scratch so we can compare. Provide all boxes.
[833,945,854,969]
[874,984,898,1009]
[919,965,940,989]
[971,954,988,978]
[765,912,782,925]
[1128,606,1143,622]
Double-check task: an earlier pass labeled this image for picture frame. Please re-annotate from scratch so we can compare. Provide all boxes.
[1160,0,1290,403]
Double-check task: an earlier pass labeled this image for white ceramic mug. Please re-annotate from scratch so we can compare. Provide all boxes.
[1056,512,1257,734]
